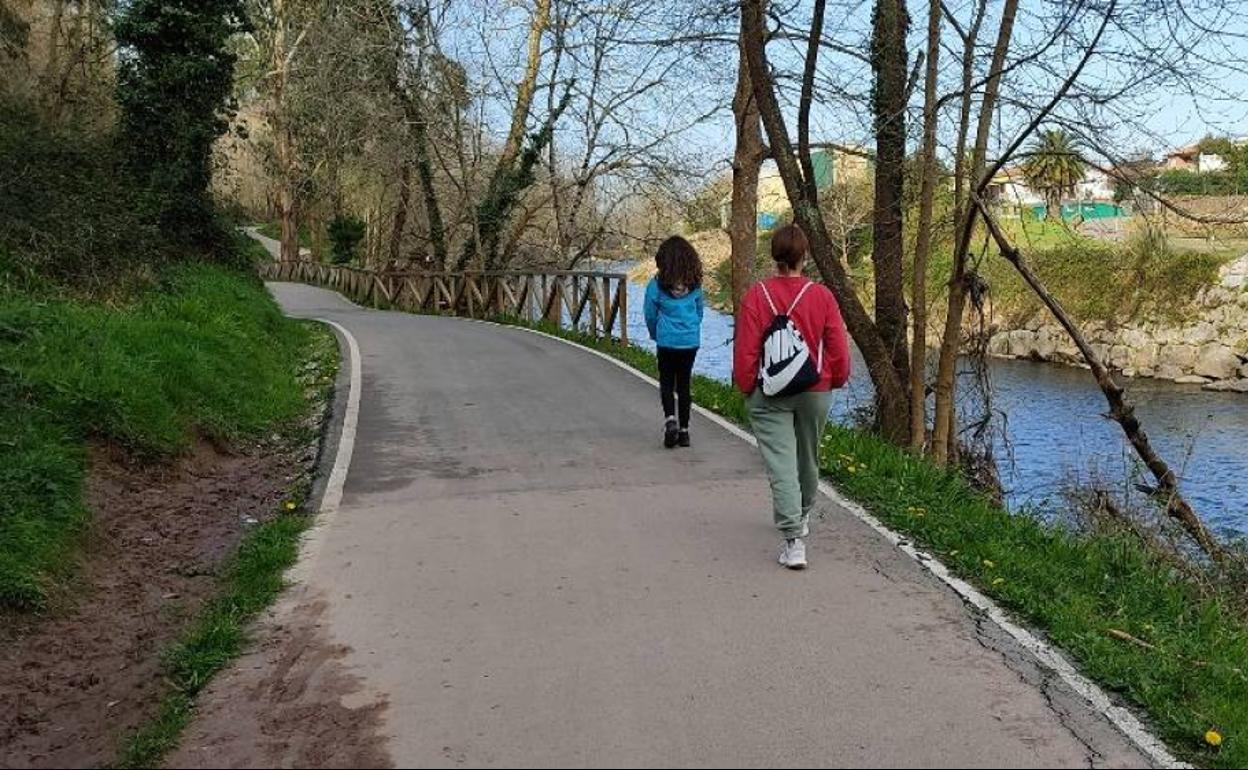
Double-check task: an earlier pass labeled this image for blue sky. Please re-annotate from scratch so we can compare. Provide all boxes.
[443,0,1248,180]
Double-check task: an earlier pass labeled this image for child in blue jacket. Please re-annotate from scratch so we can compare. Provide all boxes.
[644,236,705,448]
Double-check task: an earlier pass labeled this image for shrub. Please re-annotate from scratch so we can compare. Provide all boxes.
[0,101,165,290]
[115,0,248,254]
[328,215,366,265]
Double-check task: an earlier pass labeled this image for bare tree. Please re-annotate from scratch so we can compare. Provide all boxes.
[929,0,1021,465]
[729,28,763,315]
[869,0,911,398]
[248,0,312,262]
[908,0,941,450]
[741,0,912,443]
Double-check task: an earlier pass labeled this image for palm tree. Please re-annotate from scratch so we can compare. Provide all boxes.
[1022,129,1085,221]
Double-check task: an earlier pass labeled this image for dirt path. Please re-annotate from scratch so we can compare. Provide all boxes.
[165,282,1156,768]
[0,439,311,769]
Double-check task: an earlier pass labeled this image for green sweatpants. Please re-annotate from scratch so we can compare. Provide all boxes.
[747,389,834,538]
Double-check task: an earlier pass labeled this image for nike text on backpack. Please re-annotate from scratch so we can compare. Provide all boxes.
[757,281,823,397]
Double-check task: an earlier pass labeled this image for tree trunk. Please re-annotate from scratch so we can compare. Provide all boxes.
[458,0,553,271]
[269,0,300,263]
[40,0,65,121]
[930,0,1020,464]
[411,112,447,268]
[1047,195,1061,222]
[309,205,327,262]
[870,0,911,389]
[389,159,413,266]
[909,0,943,450]
[741,0,910,444]
[975,199,1223,559]
[729,31,763,316]
[497,0,551,173]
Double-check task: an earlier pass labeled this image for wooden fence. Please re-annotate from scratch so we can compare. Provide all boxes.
[259,261,629,342]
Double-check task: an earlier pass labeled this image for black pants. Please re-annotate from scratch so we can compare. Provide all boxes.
[657,346,698,429]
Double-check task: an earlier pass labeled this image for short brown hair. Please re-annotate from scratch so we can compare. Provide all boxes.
[655,235,703,290]
[771,224,809,269]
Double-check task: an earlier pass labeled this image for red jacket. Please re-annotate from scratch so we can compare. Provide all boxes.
[733,276,851,394]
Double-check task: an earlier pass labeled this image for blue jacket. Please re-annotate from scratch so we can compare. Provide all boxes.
[644,277,704,349]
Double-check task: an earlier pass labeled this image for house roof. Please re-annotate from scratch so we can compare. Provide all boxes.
[1166,143,1201,161]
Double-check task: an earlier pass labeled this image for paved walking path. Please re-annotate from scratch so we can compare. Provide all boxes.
[169,279,1151,768]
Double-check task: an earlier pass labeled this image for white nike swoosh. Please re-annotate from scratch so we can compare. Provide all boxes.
[766,349,810,392]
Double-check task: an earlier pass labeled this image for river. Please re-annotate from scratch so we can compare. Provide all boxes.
[617,275,1248,539]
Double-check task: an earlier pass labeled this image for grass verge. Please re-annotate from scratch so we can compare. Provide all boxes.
[115,304,339,768]
[0,264,316,609]
[502,318,1246,769]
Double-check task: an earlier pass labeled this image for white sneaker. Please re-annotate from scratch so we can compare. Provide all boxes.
[778,538,807,570]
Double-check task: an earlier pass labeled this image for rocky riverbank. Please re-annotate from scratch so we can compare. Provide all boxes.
[986,254,1248,392]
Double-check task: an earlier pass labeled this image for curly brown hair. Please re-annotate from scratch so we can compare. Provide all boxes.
[655,235,703,292]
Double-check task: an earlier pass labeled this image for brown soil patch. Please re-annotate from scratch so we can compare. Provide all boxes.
[165,594,392,769]
[0,438,307,769]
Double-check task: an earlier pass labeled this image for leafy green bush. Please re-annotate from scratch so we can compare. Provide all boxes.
[0,102,166,289]
[1157,169,1248,197]
[328,214,366,265]
[115,0,248,253]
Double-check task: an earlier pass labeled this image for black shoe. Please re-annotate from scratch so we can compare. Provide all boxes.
[664,420,679,448]
[678,429,691,447]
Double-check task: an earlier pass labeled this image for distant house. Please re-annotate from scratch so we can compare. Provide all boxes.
[1164,140,1242,173]
[1076,167,1116,201]
[718,145,872,230]
[987,164,1125,220]
[987,166,1043,207]
[1164,143,1201,171]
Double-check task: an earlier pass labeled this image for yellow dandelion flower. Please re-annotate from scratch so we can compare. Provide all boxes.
[949,550,959,557]
[1206,729,1223,747]
[284,501,296,511]
[983,559,996,569]
[847,466,858,474]
[992,577,1005,586]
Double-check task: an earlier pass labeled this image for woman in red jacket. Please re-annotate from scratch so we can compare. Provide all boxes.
[732,224,851,570]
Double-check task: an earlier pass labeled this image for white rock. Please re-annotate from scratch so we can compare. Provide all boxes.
[1175,374,1213,385]
[1183,323,1218,345]
[1195,344,1241,380]
[1218,253,1248,289]
[1151,327,1180,346]
[1156,364,1185,381]
[1127,344,1159,373]
[1108,345,1133,369]
[1203,378,1248,393]
[1119,328,1151,349]
[1158,344,1198,370]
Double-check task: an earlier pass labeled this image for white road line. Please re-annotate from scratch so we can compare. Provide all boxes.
[315,318,362,517]
[506,323,1186,770]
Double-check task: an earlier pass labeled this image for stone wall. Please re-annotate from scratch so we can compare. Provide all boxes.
[985,254,1248,393]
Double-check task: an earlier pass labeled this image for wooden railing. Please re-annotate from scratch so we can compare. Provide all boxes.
[259,261,629,342]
